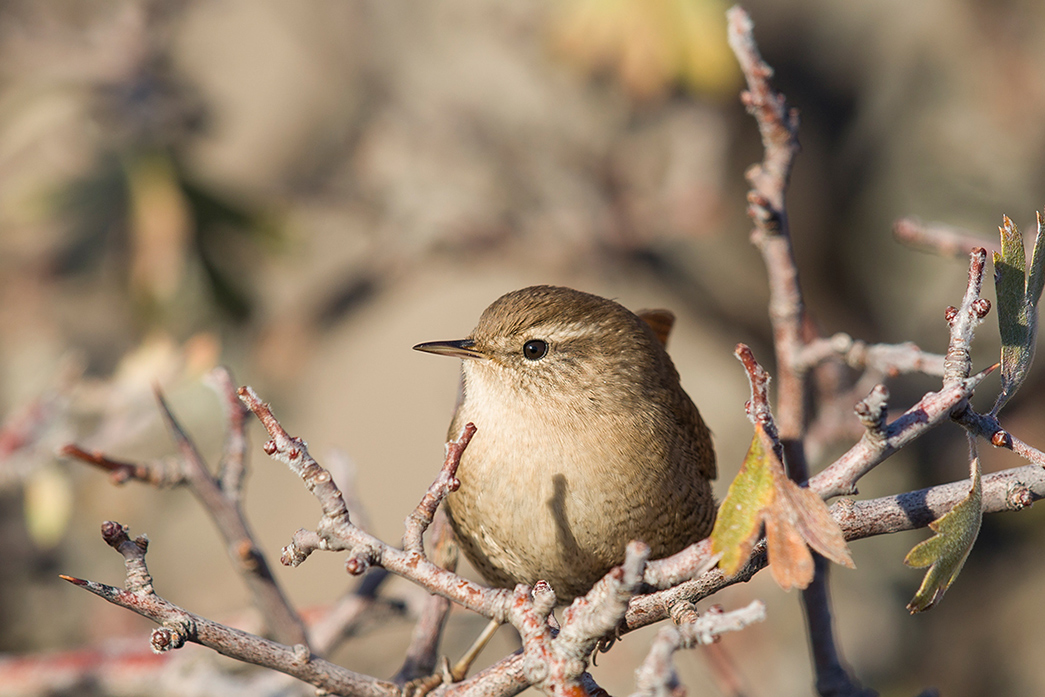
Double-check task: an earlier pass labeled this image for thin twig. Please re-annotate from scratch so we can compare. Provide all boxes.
[626,453,1045,637]
[153,386,309,647]
[206,366,250,499]
[807,366,994,499]
[630,601,766,697]
[809,248,997,499]
[893,218,1000,259]
[953,408,1045,466]
[403,424,473,554]
[60,444,183,487]
[394,511,459,686]
[62,379,308,648]
[796,334,945,377]
[237,386,514,623]
[61,522,395,697]
[728,9,863,692]
[942,249,991,386]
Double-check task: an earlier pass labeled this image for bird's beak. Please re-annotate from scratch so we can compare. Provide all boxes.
[413,339,485,359]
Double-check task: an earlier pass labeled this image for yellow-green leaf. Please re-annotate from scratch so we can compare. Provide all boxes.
[904,456,982,612]
[711,425,854,590]
[24,464,74,549]
[550,0,741,100]
[711,428,776,577]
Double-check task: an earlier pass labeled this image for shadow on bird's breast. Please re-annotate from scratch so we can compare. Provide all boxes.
[548,473,581,558]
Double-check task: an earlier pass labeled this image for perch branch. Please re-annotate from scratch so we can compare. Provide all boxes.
[64,415,1045,697]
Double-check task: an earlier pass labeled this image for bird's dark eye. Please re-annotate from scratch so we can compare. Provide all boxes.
[522,339,548,360]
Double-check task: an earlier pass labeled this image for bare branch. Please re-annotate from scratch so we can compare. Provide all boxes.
[808,366,994,499]
[727,13,855,691]
[728,6,808,446]
[953,408,1045,466]
[631,627,685,697]
[60,444,183,487]
[642,538,719,590]
[802,555,876,697]
[63,381,308,647]
[727,7,800,218]
[394,512,459,686]
[403,424,473,554]
[893,218,1000,259]
[205,366,250,498]
[735,343,775,432]
[796,334,945,378]
[832,463,1045,541]
[153,386,309,647]
[626,452,1044,640]
[62,522,396,697]
[942,248,992,386]
[237,386,515,624]
[633,603,768,697]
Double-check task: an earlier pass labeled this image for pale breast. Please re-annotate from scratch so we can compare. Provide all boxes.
[445,388,715,600]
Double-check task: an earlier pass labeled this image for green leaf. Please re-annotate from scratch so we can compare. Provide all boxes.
[992,213,1045,414]
[1027,211,1045,309]
[711,425,854,590]
[904,456,982,612]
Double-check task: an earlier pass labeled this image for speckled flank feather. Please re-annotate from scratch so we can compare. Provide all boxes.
[429,285,717,601]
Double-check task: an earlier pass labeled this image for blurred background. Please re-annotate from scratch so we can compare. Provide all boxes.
[1,0,1044,695]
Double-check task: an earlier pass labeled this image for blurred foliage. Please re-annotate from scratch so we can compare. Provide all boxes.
[551,0,741,99]
[53,149,277,327]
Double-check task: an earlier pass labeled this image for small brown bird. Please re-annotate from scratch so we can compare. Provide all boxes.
[414,285,716,600]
